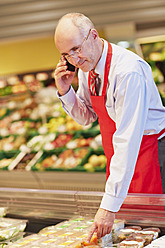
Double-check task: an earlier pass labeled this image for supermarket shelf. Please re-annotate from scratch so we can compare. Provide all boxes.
[0,171,106,191]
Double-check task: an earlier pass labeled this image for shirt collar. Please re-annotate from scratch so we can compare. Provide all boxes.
[94,39,108,76]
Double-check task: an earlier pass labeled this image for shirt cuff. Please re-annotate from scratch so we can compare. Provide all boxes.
[57,86,75,108]
[100,192,125,213]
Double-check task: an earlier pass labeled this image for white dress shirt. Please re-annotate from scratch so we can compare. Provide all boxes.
[58,40,165,212]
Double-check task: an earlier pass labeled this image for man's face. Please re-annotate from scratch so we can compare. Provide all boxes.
[55,24,96,72]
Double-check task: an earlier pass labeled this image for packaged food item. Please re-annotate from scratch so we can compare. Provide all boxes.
[119,234,145,248]
[124,226,142,231]
[119,241,141,247]
[38,237,64,247]
[39,229,64,238]
[0,218,27,241]
[0,208,7,218]
[113,220,125,232]
[0,232,25,247]
[101,233,113,247]
[54,230,86,241]
[135,231,154,245]
[117,226,142,242]
[73,225,91,233]
[57,239,82,247]
[83,246,100,248]
[112,219,125,243]
[79,232,98,246]
[86,219,94,225]
[39,220,75,234]
[5,234,41,247]
[56,230,77,240]
[142,227,160,239]
[69,216,86,223]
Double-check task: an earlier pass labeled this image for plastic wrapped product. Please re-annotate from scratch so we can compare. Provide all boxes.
[112,219,125,243]
[135,231,154,245]
[0,218,27,241]
[117,226,142,242]
[5,234,41,247]
[68,216,86,223]
[83,246,100,248]
[112,220,125,232]
[86,219,94,225]
[0,232,25,247]
[0,208,7,218]
[77,232,98,246]
[101,232,113,247]
[119,234,145,248]
[119,240,142,248]
[40,229,75,239]
[73,225,91,232]
[57,230,86,240]
[39,221,75,234]
[57,239,83,247]
[37,237,65,247]
[124,226,142,231]
[142,227,160,239]
[39,229,61,237]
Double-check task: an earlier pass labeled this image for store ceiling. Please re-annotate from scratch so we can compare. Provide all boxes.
[0,0,165,41]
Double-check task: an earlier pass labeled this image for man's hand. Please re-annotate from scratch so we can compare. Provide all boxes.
[54,57,76,95]
[87,208,115,242]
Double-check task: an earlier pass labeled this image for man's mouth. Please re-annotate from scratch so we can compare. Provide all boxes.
[77,60,86,67]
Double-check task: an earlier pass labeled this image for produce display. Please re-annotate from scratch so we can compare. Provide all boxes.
[0,85,103,172]
[34,148,89,171]
[140,40,165,106]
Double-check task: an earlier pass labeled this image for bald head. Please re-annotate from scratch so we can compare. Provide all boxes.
[55,13,94,51]
[56,13,94,36]
[54,13,103,71]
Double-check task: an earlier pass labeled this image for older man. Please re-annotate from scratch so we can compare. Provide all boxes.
[54,13,165,242]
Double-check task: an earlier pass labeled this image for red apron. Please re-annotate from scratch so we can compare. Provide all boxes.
[88,42,164,194]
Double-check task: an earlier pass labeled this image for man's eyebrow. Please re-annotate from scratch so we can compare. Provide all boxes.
[61,52,68,56]
[61,46,79,56]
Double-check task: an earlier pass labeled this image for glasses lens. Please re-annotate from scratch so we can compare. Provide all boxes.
[66,53,77,60]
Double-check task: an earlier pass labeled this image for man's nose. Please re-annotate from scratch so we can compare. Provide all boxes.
[71,55,81,65]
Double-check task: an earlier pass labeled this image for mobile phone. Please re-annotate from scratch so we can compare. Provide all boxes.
[66,59,75,72]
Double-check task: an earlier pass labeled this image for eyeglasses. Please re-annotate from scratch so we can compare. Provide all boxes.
[63,29,91,60]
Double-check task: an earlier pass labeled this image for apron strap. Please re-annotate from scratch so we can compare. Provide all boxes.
[102,42,113,96]
[156,128,165,138]
[88,41,113,97]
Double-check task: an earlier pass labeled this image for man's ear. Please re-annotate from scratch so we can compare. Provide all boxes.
[90,29,99,40]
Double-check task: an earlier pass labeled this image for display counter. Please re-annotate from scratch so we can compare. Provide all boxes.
[0,187,165,234]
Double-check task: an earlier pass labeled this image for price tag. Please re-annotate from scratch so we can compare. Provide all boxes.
[25,150,43,171]
[8,151,27,171]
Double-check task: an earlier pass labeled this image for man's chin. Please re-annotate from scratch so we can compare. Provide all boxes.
[80,68,90,72]
[79,64,93,72]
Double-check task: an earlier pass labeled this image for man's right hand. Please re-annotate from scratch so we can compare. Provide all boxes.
[54,57,76,96]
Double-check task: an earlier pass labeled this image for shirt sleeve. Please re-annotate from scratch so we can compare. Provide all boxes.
[100,71,151,212]
[57,74,97,126]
